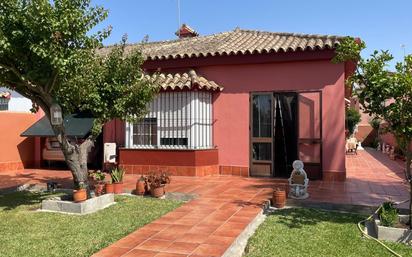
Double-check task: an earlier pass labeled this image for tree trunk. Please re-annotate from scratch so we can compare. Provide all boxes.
[56,133,94,189]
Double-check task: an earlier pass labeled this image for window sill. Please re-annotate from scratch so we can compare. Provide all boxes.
[120,146,217,151]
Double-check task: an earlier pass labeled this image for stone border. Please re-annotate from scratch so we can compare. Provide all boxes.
[40,193,115,215]
[373,215,412,243]
[222,202,270,257]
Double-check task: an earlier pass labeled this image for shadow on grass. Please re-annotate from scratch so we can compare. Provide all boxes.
[0,191,55,211]
[267,208,363,229]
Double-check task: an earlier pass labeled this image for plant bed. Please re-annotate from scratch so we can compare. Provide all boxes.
[41,193,115,215]
[370,201,412,243]
[374,215,412,243]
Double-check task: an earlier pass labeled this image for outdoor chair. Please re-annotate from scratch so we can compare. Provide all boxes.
[346,137,358,154]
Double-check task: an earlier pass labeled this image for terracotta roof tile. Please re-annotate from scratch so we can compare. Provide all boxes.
[99,28,344,61]
[144,70,223,91]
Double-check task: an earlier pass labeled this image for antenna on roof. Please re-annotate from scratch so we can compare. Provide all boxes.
[177,0,181,36]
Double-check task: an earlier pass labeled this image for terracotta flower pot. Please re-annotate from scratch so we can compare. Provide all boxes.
[273,188,286,208]
[113,182,123,194]
[136,180,146,195]
[105,183,114,194]
[73,189,87,203]
[94,183,105,196]
[150,185,165,198]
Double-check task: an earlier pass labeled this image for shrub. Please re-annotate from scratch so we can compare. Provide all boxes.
[346,107,361,135]
[380,202,398,227]
[111,168,125,183]
[369,118,382,130]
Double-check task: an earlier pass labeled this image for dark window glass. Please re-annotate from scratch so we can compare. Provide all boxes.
[252,95,271,137]
[133,118,157,146]
[160,138,188,146]
[252,143,272,161]
[0,98,9,111]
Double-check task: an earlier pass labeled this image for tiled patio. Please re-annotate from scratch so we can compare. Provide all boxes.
[0,148,410,257]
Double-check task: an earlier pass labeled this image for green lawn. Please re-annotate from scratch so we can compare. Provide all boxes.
[0,191,182,257]
[244,208,412,257]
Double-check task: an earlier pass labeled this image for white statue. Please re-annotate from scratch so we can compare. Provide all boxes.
[288,160,309,199]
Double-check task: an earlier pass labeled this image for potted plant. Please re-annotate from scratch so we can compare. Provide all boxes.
[73,182,87,203]
[105,178,114,194]
[136,175,147,196]
[111,168,125,194]
[90,170,106,196]
[87,170,96,190]
[272,187,286,208]
[147,172,171,198]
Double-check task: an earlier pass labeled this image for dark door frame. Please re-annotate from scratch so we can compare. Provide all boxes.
[249,90,323,179]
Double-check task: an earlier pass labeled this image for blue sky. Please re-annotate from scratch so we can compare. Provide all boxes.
[92,0,411,69]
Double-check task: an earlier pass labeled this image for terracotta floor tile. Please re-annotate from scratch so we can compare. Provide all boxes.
[165,241,199,254]
[152,228,186,241]
[136,239,173,251]
[91,246,130,257]
[203,235,236,246]
[143,223,170,232]
[154,253,188,257]
[175,232,210,244]
[130,228,159,238]
[122,249,158,257]
[111,235,147,249]
[153,216,180,225]
[212,227,243,238]
[228,216,253,224]
[191,244,228,257]
[174,217,202,226]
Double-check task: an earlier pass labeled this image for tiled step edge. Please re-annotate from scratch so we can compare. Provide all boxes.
[222,201,270,257]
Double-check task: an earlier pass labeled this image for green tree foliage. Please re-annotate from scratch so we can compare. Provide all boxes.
[345,107,361,136]
[334,37,412,227]
[0,0,157,187]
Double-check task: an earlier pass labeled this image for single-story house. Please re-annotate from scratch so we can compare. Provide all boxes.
[103,24,355,181]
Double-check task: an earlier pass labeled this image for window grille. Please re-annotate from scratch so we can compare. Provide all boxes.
[0,98,9,111]
[126,91,213,149]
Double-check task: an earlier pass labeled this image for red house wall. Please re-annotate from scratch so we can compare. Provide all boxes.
[197,60,346,181]
[0,112,38,171]
[107,53,347,181]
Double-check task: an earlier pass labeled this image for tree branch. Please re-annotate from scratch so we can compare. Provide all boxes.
[46,69,58,93]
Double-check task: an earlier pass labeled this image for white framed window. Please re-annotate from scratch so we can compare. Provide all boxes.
[126,91,213,149]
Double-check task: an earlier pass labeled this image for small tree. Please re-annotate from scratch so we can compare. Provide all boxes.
[334,37,412,227]
[0,0,157,188]
[345,107,361,136]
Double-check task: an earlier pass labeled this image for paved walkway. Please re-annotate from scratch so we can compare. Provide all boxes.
[0,149,410,257]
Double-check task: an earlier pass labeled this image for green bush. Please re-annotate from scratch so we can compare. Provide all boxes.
[379,202,398,227]
[345,107,361,135]
[369,118,381,130]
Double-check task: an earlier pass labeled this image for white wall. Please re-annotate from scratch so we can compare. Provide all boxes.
[0,87,32,112]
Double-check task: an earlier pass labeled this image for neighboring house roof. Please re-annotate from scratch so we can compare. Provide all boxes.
[21,113,94,138]
[144,70,223,91]
[99,28,343,61]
